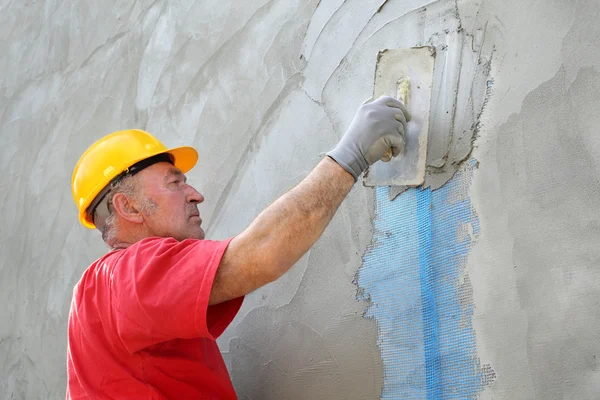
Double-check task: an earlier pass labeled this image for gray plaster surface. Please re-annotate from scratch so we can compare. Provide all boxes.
[2,0,600,399]
[469,0,600,398]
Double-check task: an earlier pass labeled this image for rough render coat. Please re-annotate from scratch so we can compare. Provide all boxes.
[1,0,599,399]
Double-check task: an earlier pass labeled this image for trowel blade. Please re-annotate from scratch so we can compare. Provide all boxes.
[364,47,435,187]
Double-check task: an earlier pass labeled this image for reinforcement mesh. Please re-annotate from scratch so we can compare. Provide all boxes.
[358,160,483,399]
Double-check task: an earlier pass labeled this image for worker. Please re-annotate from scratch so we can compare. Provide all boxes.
[66,96,410,399]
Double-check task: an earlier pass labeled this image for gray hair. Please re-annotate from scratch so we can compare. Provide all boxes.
[91,174,156,247]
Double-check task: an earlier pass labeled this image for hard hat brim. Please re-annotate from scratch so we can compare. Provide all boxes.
[166,146,199,175]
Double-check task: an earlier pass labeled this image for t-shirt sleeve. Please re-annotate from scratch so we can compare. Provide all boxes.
[110,237,243,353]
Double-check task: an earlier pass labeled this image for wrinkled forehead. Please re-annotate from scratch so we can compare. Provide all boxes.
[137,161,186,186]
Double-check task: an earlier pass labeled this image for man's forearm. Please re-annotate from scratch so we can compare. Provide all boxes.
[212,97,408,305]
[235,157,354,279]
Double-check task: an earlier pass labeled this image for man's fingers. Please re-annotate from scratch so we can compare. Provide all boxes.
[387,134,405,157]
[394,112,407,125]
[386,99,411,122]
[397,122,405,136]
[391,145,403,157]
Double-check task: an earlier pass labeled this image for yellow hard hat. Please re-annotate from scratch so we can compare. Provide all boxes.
[71,129,198,229]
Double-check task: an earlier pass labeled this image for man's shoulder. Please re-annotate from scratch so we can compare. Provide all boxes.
[74,250,122,288]
[75,237,231,287]
[123,236,230,257]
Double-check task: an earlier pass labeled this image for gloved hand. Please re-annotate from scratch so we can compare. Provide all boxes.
[327,96,411,181]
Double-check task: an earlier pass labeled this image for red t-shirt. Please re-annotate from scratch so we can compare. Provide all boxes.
[66,237,243,399]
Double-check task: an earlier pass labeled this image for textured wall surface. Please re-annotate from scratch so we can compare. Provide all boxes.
[1,0,600,399]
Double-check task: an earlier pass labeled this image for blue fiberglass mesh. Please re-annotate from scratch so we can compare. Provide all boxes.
[358,160,482,399]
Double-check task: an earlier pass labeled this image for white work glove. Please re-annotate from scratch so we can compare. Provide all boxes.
[327,96,411,181]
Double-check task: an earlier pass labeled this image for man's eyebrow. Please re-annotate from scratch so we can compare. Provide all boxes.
[166,168,187,182]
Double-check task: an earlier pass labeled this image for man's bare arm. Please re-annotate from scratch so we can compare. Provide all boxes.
[209,96,410,305]
[210,157,353,305]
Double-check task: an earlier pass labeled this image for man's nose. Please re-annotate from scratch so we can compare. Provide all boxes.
[186,185,205,204]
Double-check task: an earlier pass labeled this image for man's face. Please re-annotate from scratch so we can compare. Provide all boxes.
[135,161,205,241]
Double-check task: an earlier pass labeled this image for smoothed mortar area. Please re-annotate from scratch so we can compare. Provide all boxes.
[1,0,600,398]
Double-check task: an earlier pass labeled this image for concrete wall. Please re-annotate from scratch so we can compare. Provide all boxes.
[1,0,599,399]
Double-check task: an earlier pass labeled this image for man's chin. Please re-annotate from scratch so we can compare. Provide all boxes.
[191,227,205,240]
[175,228,205,241]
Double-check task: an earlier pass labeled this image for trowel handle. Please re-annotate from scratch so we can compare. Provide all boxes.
[381,77,410,163]
[381,147,394,162]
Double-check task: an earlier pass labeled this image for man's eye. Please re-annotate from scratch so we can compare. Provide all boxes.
[171,180,181,184]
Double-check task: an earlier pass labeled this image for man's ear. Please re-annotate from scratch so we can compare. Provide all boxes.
[111,193,144,224]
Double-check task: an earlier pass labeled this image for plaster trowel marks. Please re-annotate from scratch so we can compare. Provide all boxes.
[358,160,486,399]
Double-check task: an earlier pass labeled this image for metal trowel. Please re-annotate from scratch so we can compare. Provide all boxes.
[363,47,436,187]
